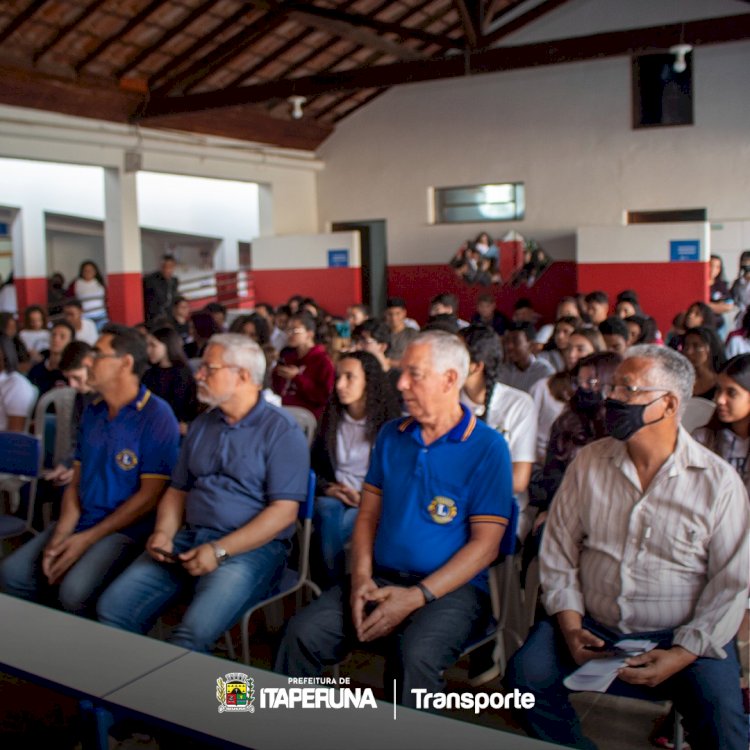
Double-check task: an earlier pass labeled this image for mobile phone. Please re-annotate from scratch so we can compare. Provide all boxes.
[152,547,180,562]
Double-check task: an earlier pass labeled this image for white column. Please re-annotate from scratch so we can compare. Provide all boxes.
[11,205,46,279]
[103,167,141,275]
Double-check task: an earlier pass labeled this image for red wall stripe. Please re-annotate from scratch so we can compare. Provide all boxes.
[108,272,144,326]
[577,261,708,334]
[252,267,362,316]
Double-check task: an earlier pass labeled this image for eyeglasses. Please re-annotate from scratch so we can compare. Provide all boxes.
[196,363,239,376]
[91,351,122,361]
[285,326,306,335]
[601,383,672,401]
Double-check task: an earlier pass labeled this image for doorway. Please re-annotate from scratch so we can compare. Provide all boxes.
[331,220,387,318]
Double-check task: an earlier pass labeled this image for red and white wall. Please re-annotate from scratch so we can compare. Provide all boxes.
[251,232,361,316]
[577,223,711,333]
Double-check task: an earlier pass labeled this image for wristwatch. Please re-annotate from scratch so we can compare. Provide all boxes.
[210,542,230,565]
[415,581,436,604]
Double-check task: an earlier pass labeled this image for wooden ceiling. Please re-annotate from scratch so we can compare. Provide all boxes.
[0,0,748,150]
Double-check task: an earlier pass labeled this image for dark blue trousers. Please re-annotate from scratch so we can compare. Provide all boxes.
[505,616,747,750]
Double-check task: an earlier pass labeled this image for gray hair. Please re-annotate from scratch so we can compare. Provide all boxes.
[207,333,266,387]
[410,330,470,389]
[623,344,695,416]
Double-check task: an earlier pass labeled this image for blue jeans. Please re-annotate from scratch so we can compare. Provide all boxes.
[505,616,747,750]
[97,526,289,652]
[313,495,358,585]
[0,524,140,617]
[276,573,489,708]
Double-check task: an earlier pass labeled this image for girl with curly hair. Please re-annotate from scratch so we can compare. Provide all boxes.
[312,350,400,585]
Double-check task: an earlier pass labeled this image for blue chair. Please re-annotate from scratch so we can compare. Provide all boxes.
[229,469,321,664]
[0,431,43,543]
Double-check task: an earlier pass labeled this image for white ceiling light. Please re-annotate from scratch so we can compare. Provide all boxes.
[669,43,692,73]
[288,95,306,120]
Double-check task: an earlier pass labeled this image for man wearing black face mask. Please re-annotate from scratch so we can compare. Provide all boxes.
[506,344,750,750]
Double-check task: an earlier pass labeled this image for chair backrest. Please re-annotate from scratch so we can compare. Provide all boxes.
[681,396,716,433]
[22,384,39,433]
[283,406,318,447]
[33,387,76,466]
[0,431,42,477]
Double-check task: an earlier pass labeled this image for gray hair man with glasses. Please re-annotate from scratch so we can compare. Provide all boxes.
[506,344,749,750]
[97,333,310,652]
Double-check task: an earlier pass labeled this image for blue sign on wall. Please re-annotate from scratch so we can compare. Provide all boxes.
[670,240,700,262]
[327,249,349,268]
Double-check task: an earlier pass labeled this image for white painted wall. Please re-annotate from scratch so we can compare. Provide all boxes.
[577,223,710,264]
[252,232,361,270]
[0,104,322,279]
[316,22,750,266]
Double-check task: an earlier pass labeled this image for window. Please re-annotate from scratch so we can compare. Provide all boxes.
[632,53,693,129]
[433,183,525,224]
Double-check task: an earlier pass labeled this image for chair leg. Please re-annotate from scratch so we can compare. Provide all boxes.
[224,630,236,661]
[673,710,684,750]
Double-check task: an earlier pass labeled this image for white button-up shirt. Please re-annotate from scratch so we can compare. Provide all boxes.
[540,426,749,659]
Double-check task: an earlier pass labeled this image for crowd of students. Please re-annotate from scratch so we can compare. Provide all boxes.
[0,254,748,749]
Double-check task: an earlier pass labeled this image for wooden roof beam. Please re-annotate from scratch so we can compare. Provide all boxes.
[139,13,750,118]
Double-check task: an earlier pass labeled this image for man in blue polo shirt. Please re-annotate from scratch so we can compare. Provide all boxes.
[0,325,179,617]
[97,333,310,652]
[277,330,514,706]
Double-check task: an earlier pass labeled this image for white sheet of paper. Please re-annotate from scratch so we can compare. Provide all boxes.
[563,639,658,692]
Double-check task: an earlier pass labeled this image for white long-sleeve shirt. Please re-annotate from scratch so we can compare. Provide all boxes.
[540,426,749,659]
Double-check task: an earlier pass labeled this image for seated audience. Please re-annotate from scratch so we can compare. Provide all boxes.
[613,290,642,319]
[0,311,31,372]
[47,272,67,318]
[204,302,228,332]
[170,296,192,345]
[272,311,335,420]
[684,300,718,332]
[0,325,179,616]
[42,341,96,491]
[63,299,98,346]
[351,319,402,403]
[529,352,622,540]
[276,331,514,706]
[27,320,75,396]
[460,324,537,541]
[312,351,400,585]
[0,334,36,431]
[346,304,369,332]
[143,327,198,435]
[384,297,419,366]
[556,296,583,322]
[538,316,578,372]
[506,345,749,750]
[269,304,290,353]
[583,290,609,325]
[725,307,750,359]
[682,326,726,400]
[498,323,555,393]
[69,260,108,330]
[471,293,508,336]
[626,313,660,347]
[184,311,221,360]
[97,334,309,652]
[530,327,604,463]
[429,293,469,329]
[599,316,630,355]
[229,313,271,346]
[19,305,50,360]
[423,313,460,334]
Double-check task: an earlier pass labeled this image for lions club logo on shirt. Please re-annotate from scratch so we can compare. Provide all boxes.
[115,449,139,471]
[427,496,457,524]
